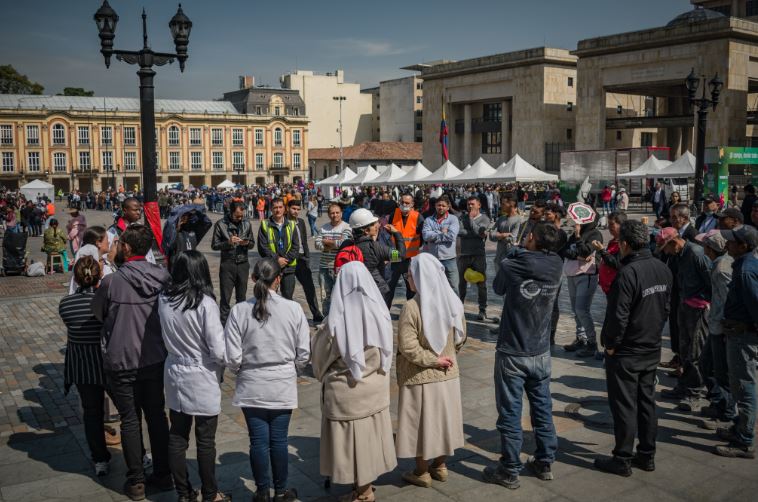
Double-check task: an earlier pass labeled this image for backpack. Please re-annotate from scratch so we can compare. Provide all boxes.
[334,240,364,273]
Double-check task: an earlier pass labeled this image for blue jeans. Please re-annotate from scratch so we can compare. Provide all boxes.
[307,214,318,236]
[319,268,336,316]
[439,257,459,293]
[726,332,757,447]
[567,274,598,344]
[242,407,292,493]
[494,351,557,474]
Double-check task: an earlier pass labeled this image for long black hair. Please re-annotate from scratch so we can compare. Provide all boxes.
[163,250,215,311]
[252,257,281,322]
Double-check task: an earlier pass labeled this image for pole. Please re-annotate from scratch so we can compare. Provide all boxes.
[138,65,157,203]
[338,98,344,172]
[693,105,707,214]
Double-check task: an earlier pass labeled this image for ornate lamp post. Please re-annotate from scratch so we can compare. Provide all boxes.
[94,0,191,206]
[234,164,243,186]
[333,96,346,172]
[685,67,723,215]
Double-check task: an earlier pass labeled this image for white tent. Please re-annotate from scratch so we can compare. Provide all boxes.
[387,161,433,185]
[367,163,407,185]
[342,165,381,186]
[422,160,462,184]
[216,179,236,189]
[487,154,558,182]
[655,151,696,178]
[449,157,496,183]
[20,179,54,201]
[317,167,357,187]
[315,173,339,186]
[617,155,671,178]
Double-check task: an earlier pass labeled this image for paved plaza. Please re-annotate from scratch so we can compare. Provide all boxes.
[0,208,756,501]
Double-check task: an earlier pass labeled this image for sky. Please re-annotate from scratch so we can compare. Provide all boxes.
[1,0,693,100]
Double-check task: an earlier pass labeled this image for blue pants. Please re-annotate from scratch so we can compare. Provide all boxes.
[726,332,757,447]
[242,407,292,493]
[307,214,318,236]
[494,351,557,474]
[439,257,459,293]
[567,274,598,344]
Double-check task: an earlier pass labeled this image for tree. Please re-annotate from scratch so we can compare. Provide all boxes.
[0,65,44,95]
[59,87,95,97]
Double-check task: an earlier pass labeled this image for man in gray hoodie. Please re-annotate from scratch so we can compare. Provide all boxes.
[93,224,171,500]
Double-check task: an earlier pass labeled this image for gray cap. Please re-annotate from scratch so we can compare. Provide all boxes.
[702,232,727,253]
[721,225,758,250]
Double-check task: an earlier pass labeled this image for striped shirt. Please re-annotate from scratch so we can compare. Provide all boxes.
[314,221,352,270]
[59,291,105,391]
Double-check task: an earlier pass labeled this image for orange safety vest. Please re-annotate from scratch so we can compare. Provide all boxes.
[392,208,421,258]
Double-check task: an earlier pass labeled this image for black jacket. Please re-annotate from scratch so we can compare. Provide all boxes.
[562,221,603,261]
[292,217,310,259]
[601,249,673,355]
[352,232,405,295]
[211,216,255,263]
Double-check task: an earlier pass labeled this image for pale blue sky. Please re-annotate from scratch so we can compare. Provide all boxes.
[1,0,693,99]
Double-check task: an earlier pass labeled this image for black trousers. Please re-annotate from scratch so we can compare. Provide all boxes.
[294,259,322,318]
[168,410,219,500]
[219,259,249,325]
[76,383,111,463]
[668,287,680,358]
[107,363,170,485]
[550,282,562,345]
[605,351,659,460]
[279,270,296,300]
[387,259,415,306]
[457,254,488,312]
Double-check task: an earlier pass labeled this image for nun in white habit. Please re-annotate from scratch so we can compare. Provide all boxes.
[395,252,466,488]
[311,261,396,502]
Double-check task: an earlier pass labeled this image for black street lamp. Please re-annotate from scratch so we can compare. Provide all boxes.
[234,164,244,186]
[94,0,191,206]
[685,67,723,215]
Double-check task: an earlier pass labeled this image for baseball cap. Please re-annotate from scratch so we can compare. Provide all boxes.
[696,230,727,253]
[715,207,744,222]
[655,226,679,251]
[702,194,718,204]
[721,225,758,250]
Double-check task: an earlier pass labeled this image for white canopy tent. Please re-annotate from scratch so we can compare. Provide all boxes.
[366,163,407,185]
[617,155,671,178]
[317,167,357,187]
[655,151,696,178]
[387,161,433,185]
[19,179,54,201]
[448,157,496,183]
[423,160,462,184]
[487,154,559,182]
[217,179,236,190]
[342,165,381,186]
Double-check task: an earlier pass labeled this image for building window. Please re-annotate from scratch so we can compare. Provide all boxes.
[255,153,264,170]
[168,125,180,146]
[2,152,14,172]
[52,123,66,145]
[293,129,301,147]
[27,152,40,172]
[101,126,113,146]
[189,127,202,146]
[255,105,262,115]
[123,126,136,146]
[566,102,573,111]
[53,152,67,172]
[748,0,758,16]
[640,132,654,147]
[79,151,91,171]
[274,128,282,146]
[482,131,502,154]
[616,130,623,141]
[255,128,264,146]
[416,96,422,104]
[170,151,181,170]
[415,123,422,131]
[211,128,223,146]
[0,125,12,145]
[566,128,573,141]
[273,152,283,168]
[483,103,502,121]
[293,153,301,169]
[568,77,574,87]
[212,151,224,170]
[77,126,89,145]
[292,107,300,116]
[124,151,137,171]
[416,82,422,90]
[25,125,39,146]
[274,106,281,116]
[232,128,244,146]
[102,151,113,170]
[415,110,423,117]
[191,152,202,170]
[233,151,244,169]
[154,127,159,145]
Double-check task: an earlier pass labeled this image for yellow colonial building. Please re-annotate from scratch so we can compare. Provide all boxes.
[0,90,309,193]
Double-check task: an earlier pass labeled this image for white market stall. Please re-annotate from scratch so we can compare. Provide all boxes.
[366,163,407,185]
[387,161,433,185]
[316,167,357,187]
[448,157,496,183]
[216,179,236,190]
[19,179,55,201]
[423,160,462,184]
[655,151,696,178]
[342,165,381,186]
[617,155,671,178]
[487,154,558,182]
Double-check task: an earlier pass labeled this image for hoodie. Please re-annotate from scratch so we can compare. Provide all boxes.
[92,259,170,371]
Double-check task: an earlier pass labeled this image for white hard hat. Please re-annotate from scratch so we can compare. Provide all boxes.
[349,208,378,229]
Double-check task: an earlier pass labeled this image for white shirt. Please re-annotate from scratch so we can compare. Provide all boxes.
[158,294,225,416]
[224,292,310,409]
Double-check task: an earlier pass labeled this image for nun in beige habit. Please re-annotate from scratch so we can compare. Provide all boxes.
[311,261,396,502]
[395,252,466,488]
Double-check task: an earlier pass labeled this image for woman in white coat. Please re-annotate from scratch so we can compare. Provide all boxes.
[158,250,229,502]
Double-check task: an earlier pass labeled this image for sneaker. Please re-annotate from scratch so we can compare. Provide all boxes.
[630,454,655,472]
[714,443,756,459]
[526,456,553,481]
[124,481,146,501]
[660,387,686,401]
[429,465,448,482]
[178,489,199,502]
[701,418,732,431]
[576,344,598,358]
[677,396,704,412]
[700,405,723,419]
[146,473,174,491]
[273,488,299,501]
[254,490,271,502]
[593,456,632,477]
[563,339,586,352]
[482,465,520,489]
[402,470,432,488]
[716,427,739,443]
[142,453,153,470]
[94,461,109,477]
[489,315,500,324]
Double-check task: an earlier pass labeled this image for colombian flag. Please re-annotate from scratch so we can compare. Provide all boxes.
[439,102,449,161]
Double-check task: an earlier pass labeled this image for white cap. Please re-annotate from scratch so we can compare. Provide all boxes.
[349,208,378,229]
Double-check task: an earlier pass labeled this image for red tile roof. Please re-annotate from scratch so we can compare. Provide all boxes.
[309,142,422,161]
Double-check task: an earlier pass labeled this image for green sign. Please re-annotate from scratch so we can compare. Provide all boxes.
[704,147,758,203]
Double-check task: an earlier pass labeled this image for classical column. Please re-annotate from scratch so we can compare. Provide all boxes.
[502,100,512,161]
[667,97,682,157]
[463,103,472,166]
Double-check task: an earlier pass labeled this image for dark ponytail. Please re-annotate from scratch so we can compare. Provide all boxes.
[252,258,281,322]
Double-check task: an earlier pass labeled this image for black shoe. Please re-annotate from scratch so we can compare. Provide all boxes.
[526,456,553,481]
[630,454,655,472]
[714,443,756,459]
[312,314,324,324]
[482,465,520,489]
[146,473,174,492]
[124,481,146,501]
[593,456,632,477]
[563,339,586,352]
[254,490,270,502]
[178,489,199,502]
[576,343,598,358]
[273,488,298,501]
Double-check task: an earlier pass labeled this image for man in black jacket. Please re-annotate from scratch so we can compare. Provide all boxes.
[258,198,300,300]
[594,220,673,477]
[287,199,324,322]
[211,201,255,324]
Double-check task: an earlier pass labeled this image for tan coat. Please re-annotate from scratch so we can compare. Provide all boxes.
[396,297,466,387]
[311,324,390,421]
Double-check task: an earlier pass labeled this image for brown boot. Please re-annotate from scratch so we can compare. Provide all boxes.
[124,481,145,501]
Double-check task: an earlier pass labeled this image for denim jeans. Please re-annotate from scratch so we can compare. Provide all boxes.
[242,407,293,493]
[567,274,598,344]
[307,214,318,236]
[439,257,459,293]
[494,351,557,474]
[726,332,757,447]
[319,268,336,315]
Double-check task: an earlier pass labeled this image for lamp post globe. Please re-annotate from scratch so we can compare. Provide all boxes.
[169,4,192,72]
[93,0,119,68]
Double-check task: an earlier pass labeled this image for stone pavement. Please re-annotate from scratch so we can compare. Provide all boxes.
[0,208,756,501]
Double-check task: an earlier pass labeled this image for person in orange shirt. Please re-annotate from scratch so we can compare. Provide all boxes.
[256,197,266,220]
[387,192,424,305]
[45,200,56,230]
